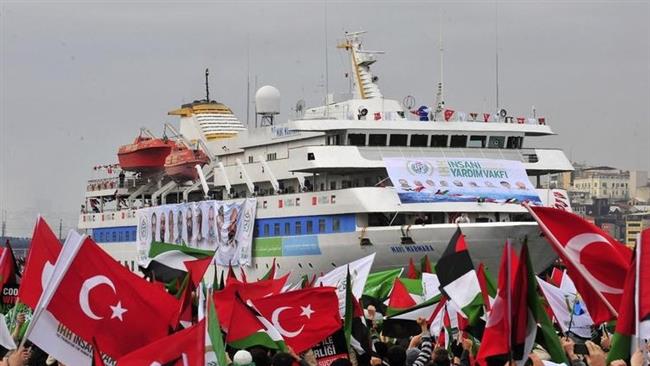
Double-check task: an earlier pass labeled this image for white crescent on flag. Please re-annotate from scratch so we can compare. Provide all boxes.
[564,233,623,294]
[271,306,304,337]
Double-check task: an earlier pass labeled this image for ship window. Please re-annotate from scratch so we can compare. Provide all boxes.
[450,135,468,148]
[410,134,428,147]
[318,219,326,233]
[348,134,366,146]
[468,136,487,148]
[248,156,253,163]
[506,136,523,149]
[264,224,270,236]
[389,134,408,146]
[295,221,302,235]
[430,135,448,147]
[330,181,337,190]
[306,221,313,234]
[284,222,290,235]
[368,134,387,146]
[266,152,277,161]
[274,223,280,236]
[333,217,341,232]
[488,136,505,148]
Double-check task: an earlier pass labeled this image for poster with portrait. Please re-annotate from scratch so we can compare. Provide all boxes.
[136,198,257,266]
[383,157,542,204]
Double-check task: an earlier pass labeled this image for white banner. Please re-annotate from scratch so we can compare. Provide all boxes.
[383,157,541,204]
[136,199,257,266]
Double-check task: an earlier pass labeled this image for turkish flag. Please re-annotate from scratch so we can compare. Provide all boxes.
[44,236,179,358]
[443,109,455,121]
[216,274,289,331]
[117,319,205,366]
[19,217,62,309]
[527,206,632,323]
[250,286,342,353]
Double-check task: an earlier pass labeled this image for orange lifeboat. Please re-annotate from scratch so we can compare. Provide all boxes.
[117,136,175,173]
[164,145,210,181]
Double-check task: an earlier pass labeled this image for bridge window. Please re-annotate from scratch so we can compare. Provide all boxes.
[430,135,448,147]
[348,134,366,146]
[468,136,487,148]
[248,156,253,163]
[389,134,408,146]
[488,136,505,148]
[450,135,468,148]
[267,152,277,161]
[410,134,428,147]
[368,134,387,146]
[506,136,523,149]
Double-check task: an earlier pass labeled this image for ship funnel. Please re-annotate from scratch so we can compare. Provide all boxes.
[255,85,281,126]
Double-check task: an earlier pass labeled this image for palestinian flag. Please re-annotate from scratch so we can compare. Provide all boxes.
[382,295,441,339]
[91,338,105,366]
[400,278,424,303]
[141,241,214,284]
[0,240,18,289]
[387,278,417,316]
[607,228,650,363]
[225,294,285,350]
[363,268,403,300]
[477,263,497,311]
[435,228,483,325]
[478,243,567,365]
[343,268,372,356]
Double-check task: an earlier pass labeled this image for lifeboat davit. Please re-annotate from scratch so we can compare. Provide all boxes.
[117,136,176,173]
[164,146,210,181]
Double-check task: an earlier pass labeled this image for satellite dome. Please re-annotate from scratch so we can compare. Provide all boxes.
[255,85,281,115]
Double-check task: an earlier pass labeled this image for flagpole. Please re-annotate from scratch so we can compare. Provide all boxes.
[634,233,641,354]
[523,204,618,316]
[506,239,513,363]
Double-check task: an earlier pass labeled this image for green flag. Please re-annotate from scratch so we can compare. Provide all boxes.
[363,268,403,299]
[207,295,227,366]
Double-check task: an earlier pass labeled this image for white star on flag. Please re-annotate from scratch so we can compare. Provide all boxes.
[300,305,314,319]
[110,301,128,321]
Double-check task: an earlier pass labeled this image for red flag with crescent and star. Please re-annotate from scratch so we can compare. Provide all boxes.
[39,236,179,359]
[527,206,632,323]
[250,286,342,354]
[18,217,62,309]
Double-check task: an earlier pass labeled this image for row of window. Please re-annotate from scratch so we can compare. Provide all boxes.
[345,133,523,149]
[575,182,628,189]
[93,226,137,243]
[254,214,356,237]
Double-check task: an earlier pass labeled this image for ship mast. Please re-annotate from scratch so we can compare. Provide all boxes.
[433,11,445,121]
[205,68,210,102]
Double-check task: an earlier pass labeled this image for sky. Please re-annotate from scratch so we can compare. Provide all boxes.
[0,0,648,237]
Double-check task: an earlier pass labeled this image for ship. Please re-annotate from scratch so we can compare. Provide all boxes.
[78,32,573,280]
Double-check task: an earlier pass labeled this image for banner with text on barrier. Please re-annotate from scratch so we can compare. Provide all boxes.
[136,199,257,266]
[383,157,541,205]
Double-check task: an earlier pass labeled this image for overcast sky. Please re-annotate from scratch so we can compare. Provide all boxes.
[0,0,648,236]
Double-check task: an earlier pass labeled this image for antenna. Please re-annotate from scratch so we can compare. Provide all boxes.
[324,0,329,116]
[246,34,251,128]
[205,68,210,102]
[495,2,500,111]
[433,9,445,121]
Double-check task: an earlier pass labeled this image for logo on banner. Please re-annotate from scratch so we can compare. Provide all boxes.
[406,160,433,176]
[139,217,149,243]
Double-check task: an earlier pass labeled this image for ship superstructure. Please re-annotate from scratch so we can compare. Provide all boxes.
[78,32,573,279]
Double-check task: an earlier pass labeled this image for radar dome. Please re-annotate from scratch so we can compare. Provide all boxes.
[255,85,281,115]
